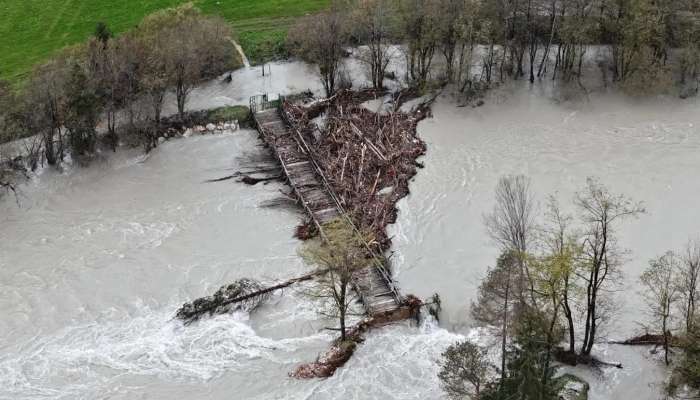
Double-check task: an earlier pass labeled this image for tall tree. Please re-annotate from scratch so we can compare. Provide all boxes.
[540,196,580,355]
[484,175,538,305]
[471,250,523,394]
[641,251,680,365]
[288,6,349,97]
[678,238,700,334]
[397,0,440,86]
[435,0,467,83]
[63,59,101,157]
[24,55,71,165]
[575,178,645,356]
[300,219,370,341]
[351,0,396,90]
[138,4,233,120]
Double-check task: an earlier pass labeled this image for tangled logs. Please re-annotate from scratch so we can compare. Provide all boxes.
[284,89,432,250]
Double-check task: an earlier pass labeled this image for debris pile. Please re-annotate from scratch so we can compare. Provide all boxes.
[283,89,431,250]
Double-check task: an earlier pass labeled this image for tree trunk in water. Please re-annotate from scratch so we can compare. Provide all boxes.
[499,267,511,397]
[686,291,695,333]
[563,279,576,353]
[582,289,598,356]
[541,298,559,397]
[663,300,670,365]
[339,282,347,341]
[44,130,56,165]
[581,269,595,356]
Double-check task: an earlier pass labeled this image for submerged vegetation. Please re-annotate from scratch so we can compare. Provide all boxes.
[438,175,700,399]
[285,0,699,97]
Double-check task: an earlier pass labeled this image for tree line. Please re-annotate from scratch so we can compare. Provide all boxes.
[439,176,700,399]
[0,3,236,171]
[288,0,700,96]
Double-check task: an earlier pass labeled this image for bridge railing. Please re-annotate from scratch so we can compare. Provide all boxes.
[249,94,284,114]
[277,100,402,306]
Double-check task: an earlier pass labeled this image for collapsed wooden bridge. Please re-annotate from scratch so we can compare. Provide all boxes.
[250,94,403,316]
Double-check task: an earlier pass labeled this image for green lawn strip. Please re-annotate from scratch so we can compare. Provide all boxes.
[0,0,329,83]
[206,105,250,123]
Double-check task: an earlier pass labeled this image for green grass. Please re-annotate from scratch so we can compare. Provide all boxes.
[0,0,330,83]
[206,105,250,123]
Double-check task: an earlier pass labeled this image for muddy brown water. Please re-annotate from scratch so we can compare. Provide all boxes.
[1,58,699,399]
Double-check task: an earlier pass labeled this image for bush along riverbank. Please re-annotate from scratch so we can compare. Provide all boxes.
[0,3,242,174]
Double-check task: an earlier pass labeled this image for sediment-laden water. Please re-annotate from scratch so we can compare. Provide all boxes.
[1,59,699,399]
[392,82,700,399]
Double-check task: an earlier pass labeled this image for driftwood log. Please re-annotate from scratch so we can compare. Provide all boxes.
[610,332,675,347]
[283,89,431,250]
[291,295,423,378]
[176,271,326,324]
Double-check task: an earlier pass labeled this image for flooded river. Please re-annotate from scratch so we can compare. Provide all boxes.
[1,60,699,399]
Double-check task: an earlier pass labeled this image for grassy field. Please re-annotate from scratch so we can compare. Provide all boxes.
[0,0,329,83]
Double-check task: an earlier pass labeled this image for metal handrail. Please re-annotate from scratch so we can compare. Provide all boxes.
[250,93,282,115]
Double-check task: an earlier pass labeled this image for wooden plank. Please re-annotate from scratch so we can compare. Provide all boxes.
[253,107,401,317]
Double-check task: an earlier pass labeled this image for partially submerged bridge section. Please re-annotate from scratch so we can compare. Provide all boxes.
[250,95,402,316]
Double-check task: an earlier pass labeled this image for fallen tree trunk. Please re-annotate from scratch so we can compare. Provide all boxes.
[554,347,623,369]
[610,333,675,347]
[291,295,423,379]
[176,270,326,324]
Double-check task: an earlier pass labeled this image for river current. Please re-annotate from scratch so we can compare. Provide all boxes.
[1,58,699,399]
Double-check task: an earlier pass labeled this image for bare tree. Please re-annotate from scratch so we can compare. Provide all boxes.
[536,0,559,79]
[288,6,349,97]
[641,251,680,365]
[484,175,538,305]
[352,0,396,90]
[300,219,370,341]
[139,4,233,120]
[678,238,700,334]
[139,26,169,150]
[438,340,494,399]
[24,55,72,166]
[475,1,503,84]
[114,34,147,132]
[575,177,645,357]
[452,0,480,88]
[397,0,440,86]
[85,37,119,150]
[64,59,102,157]
[553,0,594,82]
[435,0,465,83]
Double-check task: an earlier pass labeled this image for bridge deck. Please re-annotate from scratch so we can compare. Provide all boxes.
[253,106,402,315]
